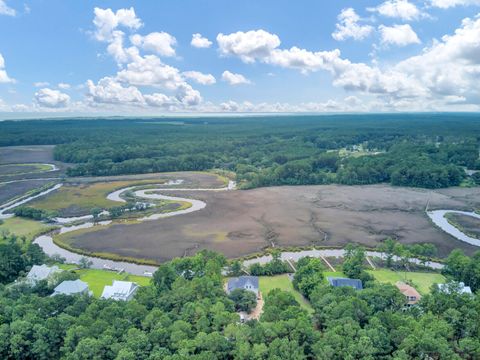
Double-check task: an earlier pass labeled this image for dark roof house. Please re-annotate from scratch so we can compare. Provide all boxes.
[227,276,259,296]
[327,277,363,290]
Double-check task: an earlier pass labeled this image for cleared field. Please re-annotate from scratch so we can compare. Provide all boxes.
[65,183,480,263]
[259,275,313,312]
[367,269,445,294]
[0,217,55,243]
[58,265,151,297]
[446,213,480,240]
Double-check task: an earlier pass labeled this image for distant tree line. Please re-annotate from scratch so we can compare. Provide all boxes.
[0,115,479,189]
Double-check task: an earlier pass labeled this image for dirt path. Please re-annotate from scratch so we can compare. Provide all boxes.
[247,292,264,320]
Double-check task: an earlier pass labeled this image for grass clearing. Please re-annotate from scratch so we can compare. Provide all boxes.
[367,269,445,294]
[26,172,226,217]
[27,179,173,215]
[28,181,142,213]
[323,271,346,279]
[259,275,313,312]
[58,267,151,297]
[0,217,56,244]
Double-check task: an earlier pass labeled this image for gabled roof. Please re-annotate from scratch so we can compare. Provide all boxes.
[327,277,363,290]
[101,280,138,300]
[227,276,259,292]
[396,282,422,304]
[26,264,60,282]
[53,280,89,295]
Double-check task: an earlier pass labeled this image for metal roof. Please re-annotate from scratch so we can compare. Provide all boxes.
[53,280,89,295]
[327,277,363,290]
[227,276,259,292]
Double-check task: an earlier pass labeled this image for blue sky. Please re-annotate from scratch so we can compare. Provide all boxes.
[0,0,479,116]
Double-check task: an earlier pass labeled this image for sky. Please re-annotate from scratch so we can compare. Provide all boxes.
[0,0,480,117]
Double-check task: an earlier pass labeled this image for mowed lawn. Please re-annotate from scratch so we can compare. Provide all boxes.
[58,266,151,297]
[323,271,346,280]
[259,275,313,312]
[0,217,55,243]
[367,269,445,294]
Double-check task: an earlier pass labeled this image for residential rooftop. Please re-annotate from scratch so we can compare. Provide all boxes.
[327,277,363,290]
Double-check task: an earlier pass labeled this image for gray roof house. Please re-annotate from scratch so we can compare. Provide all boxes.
[101,280,139,301]
[438,282,473,295]
[52,280,92,297]
[227,276,259,297]
[26,264,61,285]
[327,277,363,290]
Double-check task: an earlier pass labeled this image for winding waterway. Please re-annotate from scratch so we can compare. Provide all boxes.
[427,210,480,247]
[3,178,474,275]
[0,183,62,220]
[32,179,235,275]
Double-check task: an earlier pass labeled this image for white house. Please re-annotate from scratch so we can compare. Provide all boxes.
[52,280,92,296]
[438,282,473,295]
[101,280,139,301]
[227,276,259,297]
[26,264,61,285]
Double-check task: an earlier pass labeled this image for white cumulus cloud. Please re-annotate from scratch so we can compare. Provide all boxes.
[58,82,71,90]
[130,32,177,57]
[93,7,142,42]
[191,33,212,48]
[0,0,15,16]
[369,0,422,20]
[35,88,70,108]
[217,29,281,63]
[430,0,480,8]
[144,92,177,108]
[221,71,251,85]
[379,24,421,46]
[86,77,144,105]
[332,8,374,41]
[183,71,216,85]
[214,20,480,106]
[0,53,14,83]
[394,14,480,102]
[116,55,184,89]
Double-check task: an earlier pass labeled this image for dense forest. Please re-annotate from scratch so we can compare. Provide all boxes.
[1,240,480,359]
[1,114,479,188]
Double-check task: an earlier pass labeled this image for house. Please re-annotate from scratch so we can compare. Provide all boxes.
[26,264,61,285]
[437,282,473,295]
[52,280,92,296]
[327,277,363,290]
[227,276,259,297]
[396,282,421,306]
[101,280,139,301]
